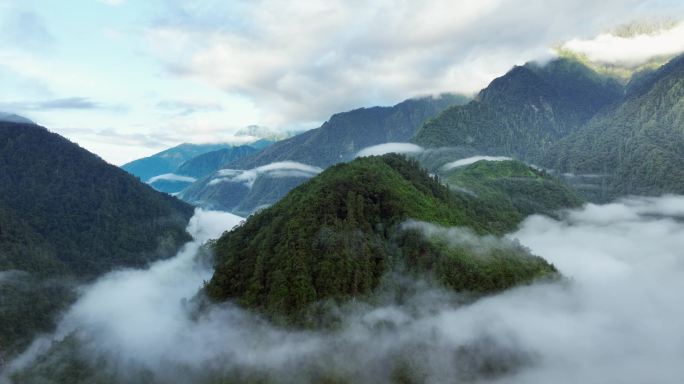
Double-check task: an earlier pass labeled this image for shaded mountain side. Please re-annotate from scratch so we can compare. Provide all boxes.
[0,122,194,355]
[122,142,236,182]
[180,163,321,216]
[413,58,624,160]
[206,155,559,324]
[226,94,468,170]
[543,53,684,199]
[175,145,259,179]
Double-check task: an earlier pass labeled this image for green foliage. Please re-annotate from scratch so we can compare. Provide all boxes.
[206,155,557,323]
[545,53,684,199]
[0,122,194,354]
[412,58,623,160]
[444,160,583,220]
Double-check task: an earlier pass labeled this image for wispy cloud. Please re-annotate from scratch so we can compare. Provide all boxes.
[0,97,103,111]
[356,143,424,157]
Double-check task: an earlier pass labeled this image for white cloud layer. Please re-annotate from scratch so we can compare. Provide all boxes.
[209,161,323,188]
[147,0,684,128]
[441,156,512,171]
[563,22,684,64]
[356,142,424,157]
[6,195,684,383]
[147,173,197,184]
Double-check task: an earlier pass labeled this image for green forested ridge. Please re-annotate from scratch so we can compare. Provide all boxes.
[413,58,624,159]
[443,160,583,221]
[0,122,194,355]
[206,155,558,323]
[544,53,684,198]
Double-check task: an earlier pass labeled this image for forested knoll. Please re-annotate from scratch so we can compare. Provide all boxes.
[0,122,194,355]
[206,155,561,323]
[412,58,624,159]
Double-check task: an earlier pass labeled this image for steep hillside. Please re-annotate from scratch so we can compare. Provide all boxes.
[175,145,259,179]
[0,122,194,354]
[180,161,322,215]
[122,143,234,182]
[443,160,583,221]
[413,58,624,160]
[206,155,558,323]
[227,94,468,170]
[544,53,684,199]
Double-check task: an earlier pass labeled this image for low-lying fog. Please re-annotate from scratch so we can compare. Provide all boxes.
[4,196,684,383]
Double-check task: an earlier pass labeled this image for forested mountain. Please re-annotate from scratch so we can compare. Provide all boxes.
[206,155,561,323]
[0,122,194,355]
[544,53,684,199]
[180,161,322,215]
[122,142,235,182]
[227,94,468,170]
[180,94,468,214]
[442,160,582,223]
[412,58,624,159]
[174,145,259,179]
[0,112,33,125]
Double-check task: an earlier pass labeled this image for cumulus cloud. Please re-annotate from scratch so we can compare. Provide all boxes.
[209,161,323,188]
[441,156,512,171]
[356,142,424,158]
[146,0,684,128]
[5,195,684,383]
[563,21,684,64]
[147,173,197,184]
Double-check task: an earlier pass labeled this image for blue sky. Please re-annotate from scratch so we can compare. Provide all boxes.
[1,0,684,164]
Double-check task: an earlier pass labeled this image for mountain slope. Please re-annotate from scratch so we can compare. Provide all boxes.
[544,54,684,198]
[413,58,624,160]
[227,94,468,170]
[0,122,194,354]
[206,155,558,323]
[443,159,583,222]
[174,145,259,179]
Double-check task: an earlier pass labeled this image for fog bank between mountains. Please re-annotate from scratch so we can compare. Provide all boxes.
[5,196,684,383]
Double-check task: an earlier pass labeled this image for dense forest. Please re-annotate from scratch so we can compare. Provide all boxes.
[0,122,194,355]
[206,155,561,324]
[412,58,623,159]
[544,53,684,198]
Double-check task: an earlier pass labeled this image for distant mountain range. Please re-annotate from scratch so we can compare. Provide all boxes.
[0,121,194,355]
[180,94,469,214]
[122,141,272,194]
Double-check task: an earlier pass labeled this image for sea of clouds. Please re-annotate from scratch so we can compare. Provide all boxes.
[4,196,684,383]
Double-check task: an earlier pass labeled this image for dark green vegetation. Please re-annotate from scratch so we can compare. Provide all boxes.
[228,94,468,169]
[206,155,558,322]
[413,58,623,159]
[413,55,684,201]
[443,160,583,221]
[122,142,235,182]
[545,53,684,199]
[0,122,194,355]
